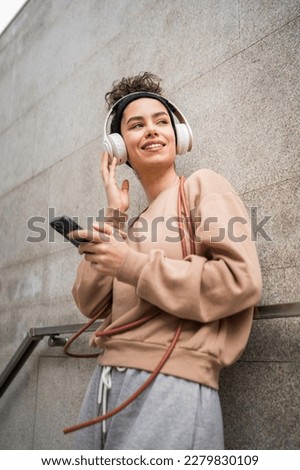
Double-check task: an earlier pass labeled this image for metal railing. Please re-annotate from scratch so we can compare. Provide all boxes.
[0,302,299,398]
[254,301,299,319]
[0,322,101,398]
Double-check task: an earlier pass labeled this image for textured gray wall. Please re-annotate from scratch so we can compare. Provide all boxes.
[0,0,299,449]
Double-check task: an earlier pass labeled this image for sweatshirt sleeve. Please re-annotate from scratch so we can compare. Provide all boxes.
[72,258,113,319]
[116,171,262,323]
[72,207,128,318]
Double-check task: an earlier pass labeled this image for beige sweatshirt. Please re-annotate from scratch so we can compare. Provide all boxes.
[72,169,262,390]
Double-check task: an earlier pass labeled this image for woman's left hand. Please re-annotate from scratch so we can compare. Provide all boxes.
[78,222,129,277]
[100,151,130,212]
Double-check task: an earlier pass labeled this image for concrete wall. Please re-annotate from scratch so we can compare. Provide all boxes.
[0,0,299,449]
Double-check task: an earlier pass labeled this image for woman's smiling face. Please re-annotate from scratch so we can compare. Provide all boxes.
[120,98,176,172]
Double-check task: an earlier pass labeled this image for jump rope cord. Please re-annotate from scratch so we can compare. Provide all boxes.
[63,322,182,434]
[63,176,194,434]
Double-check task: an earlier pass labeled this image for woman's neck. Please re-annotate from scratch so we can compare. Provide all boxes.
[138,166,179,203]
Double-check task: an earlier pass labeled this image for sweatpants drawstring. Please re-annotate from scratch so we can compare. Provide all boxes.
[97,366,126,447]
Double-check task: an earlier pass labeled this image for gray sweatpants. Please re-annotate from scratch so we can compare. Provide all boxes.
[73,365,224,450]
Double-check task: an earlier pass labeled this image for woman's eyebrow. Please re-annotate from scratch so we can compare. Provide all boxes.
[126,111,169,125]
[126,115,143,125]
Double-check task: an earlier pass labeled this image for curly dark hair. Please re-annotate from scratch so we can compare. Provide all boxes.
[105,72,163,109]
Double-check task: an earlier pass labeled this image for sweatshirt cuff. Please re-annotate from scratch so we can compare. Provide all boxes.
[117,248,148,286]
[105,207,128,231]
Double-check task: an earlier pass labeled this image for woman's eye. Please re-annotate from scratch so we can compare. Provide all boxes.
[130,119,169,129]
[131,123,143,129]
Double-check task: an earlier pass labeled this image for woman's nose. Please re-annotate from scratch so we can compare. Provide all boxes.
[145,127,158,137]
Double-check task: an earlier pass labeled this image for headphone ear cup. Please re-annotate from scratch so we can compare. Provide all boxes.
[104,133,127,165]
[175,123,192,155]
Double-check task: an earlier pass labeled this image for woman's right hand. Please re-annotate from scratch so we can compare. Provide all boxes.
[100,151,129,212]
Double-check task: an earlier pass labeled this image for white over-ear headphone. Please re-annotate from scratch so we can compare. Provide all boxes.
[103,92,193,165]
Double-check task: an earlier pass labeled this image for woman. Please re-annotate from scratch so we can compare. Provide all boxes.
[67,72,262,450]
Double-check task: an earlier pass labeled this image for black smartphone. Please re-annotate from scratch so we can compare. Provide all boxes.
[50,216,91,247]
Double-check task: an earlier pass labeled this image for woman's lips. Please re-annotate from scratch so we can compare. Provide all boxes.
[142,141,165,150]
